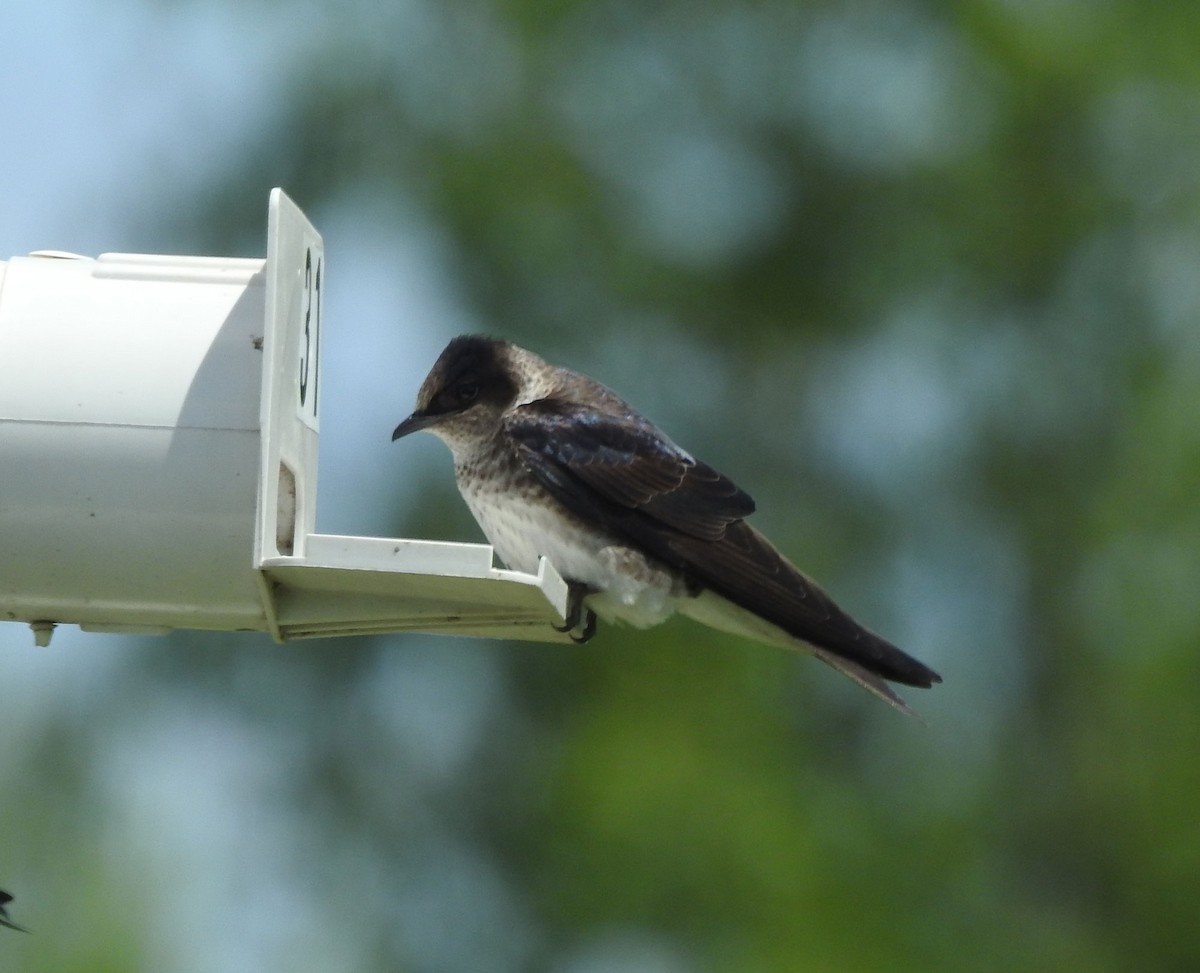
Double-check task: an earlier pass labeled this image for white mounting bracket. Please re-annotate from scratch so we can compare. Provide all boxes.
[0,189,572,646]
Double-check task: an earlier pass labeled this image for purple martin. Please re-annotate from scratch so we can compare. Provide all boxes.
[392,335,941,713]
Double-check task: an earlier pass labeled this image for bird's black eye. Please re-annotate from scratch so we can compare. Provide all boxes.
[455,381,480,404]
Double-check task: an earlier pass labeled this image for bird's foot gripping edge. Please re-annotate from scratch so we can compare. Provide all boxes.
[553,581,598,644]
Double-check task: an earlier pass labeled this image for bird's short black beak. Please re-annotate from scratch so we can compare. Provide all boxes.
[392,412,437,441]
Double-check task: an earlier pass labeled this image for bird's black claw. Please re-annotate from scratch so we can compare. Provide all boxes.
[569,608,598,644]
[554,582,598,643]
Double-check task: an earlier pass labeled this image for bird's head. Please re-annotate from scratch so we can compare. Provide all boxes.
[392,335,520,452]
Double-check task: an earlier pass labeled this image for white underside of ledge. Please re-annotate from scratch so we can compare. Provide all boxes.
[257,534,575,643]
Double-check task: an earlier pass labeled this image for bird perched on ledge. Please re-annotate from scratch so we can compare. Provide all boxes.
[392,335,941,714]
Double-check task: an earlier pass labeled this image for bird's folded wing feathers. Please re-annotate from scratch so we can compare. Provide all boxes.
[505,398,754,539]
[504,398,940,697]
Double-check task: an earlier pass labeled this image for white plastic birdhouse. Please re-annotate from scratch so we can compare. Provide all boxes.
[0,189,572,646]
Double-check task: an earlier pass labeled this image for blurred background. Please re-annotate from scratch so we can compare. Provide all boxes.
[2,0,1199,970]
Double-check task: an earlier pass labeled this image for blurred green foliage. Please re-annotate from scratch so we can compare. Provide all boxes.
[5,0,1200,970]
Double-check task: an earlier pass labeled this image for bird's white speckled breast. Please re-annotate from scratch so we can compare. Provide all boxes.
[461,477,595,577]
[456,469,682,628]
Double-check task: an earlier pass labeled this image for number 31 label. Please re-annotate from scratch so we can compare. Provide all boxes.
[297,246,321,430]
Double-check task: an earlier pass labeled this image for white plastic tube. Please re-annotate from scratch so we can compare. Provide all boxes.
[0,251,268,632]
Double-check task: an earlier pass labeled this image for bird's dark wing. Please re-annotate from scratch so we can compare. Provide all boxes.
[670,519,939,690]
[505,398,940,694]
[504,398,755,540]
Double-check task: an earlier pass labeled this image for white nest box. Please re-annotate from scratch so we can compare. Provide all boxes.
[0,189,572,646]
